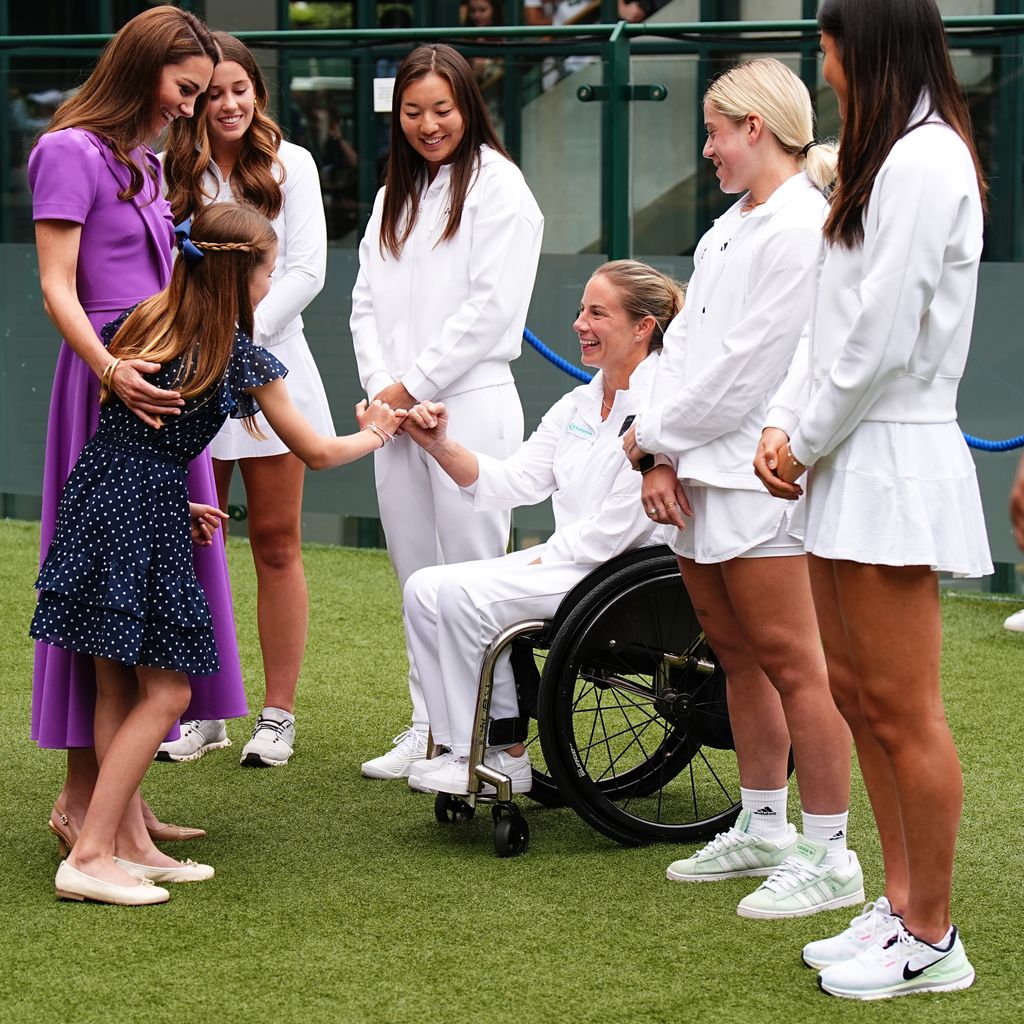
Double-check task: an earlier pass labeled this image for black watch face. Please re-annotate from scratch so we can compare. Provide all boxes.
[638,454,656,472]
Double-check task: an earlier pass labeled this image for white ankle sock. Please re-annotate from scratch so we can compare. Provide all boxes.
[740,786,789,842]
[262,706,295,724]
[802,809,850,869]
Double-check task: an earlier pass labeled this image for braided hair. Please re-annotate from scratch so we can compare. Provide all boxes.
[107,203,277,407]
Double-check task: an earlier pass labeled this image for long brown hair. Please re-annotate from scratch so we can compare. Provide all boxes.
[164,32,285,222]
[45,5,218,201]
[380,43,511,259]
[819,0,986,248]
[107,204,277,426]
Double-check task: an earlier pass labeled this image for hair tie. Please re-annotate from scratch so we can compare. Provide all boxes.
[174,217,205,267]
[800,141,819,158]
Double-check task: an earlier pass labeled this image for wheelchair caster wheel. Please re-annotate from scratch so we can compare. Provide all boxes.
[434,793,475,823]
[492,805,529,858]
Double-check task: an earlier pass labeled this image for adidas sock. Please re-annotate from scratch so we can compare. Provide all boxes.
[740,786,789,842]
[802,810,850,869]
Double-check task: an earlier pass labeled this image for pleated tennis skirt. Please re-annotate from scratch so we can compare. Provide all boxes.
[802,421,993,578]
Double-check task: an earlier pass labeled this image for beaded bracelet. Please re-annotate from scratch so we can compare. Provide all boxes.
[783,443,803,470]
[362,423,393,448]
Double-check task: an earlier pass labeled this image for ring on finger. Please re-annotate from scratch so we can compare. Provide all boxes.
[647,507,657,516]
[665,502,676,509]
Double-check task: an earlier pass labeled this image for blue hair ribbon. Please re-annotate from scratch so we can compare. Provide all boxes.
[174,217,205,266]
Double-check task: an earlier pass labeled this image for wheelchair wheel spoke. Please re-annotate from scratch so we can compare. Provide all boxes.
[540,554,743,844]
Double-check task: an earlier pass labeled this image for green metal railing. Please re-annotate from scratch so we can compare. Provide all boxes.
[2,14,1023,257]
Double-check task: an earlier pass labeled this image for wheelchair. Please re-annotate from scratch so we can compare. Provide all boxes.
[430,544,742,858]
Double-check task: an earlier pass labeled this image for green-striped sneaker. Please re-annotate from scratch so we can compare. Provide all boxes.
[818,923,975,1000]
[666,809,796,882]
[736,838,864,919]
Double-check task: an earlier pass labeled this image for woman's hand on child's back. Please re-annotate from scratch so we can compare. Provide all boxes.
[112,359,184,429]
[189,503,229,546]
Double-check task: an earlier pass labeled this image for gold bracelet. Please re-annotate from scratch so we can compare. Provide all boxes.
[99,358,121,403]
[784,443,802,469]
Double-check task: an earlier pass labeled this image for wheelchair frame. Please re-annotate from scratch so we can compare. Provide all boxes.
[429,545,741,857]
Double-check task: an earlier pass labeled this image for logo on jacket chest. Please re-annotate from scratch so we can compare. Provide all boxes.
[567,420,596,441]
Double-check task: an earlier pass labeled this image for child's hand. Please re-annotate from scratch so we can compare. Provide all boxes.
[356,398,406,439]
[189,502,229,546]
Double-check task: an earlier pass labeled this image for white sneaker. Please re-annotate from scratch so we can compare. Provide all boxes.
[155,720,231,763]
[736,840,865,919]
[239,709,295,767]
[407,749,457,792]
[423,748,533,796]
[360,728,427,780]
[819,923,975,1000]
[1003,608,1024,632]
[803,896,900,969]
[666,808,796,882]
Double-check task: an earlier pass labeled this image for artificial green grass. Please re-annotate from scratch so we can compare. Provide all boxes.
[1,517,1021,1024]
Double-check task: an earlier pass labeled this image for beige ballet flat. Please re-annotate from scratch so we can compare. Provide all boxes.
[55,861,170,906]
[113,856,215,883]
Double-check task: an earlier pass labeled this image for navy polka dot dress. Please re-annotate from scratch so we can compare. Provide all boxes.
[30,309,288,675]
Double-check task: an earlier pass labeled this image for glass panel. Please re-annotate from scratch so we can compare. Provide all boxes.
[520,54,604,254]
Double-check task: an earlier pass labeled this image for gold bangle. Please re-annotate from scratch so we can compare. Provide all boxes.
[99,358,121,403]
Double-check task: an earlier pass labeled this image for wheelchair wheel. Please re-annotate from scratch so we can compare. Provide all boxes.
[538,552,741,846]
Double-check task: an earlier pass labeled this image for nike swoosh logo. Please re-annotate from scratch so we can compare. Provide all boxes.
[903,950,952,980]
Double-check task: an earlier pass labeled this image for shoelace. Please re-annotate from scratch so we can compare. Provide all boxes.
[390,728,422,750]
[863,922,920,965]
[696,826,749,857]
[761,854,827,893]
[252,717,290,741]
[848,899,898,938]
[180,720,202,734]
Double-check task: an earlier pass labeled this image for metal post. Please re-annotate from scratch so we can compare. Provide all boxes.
[602,21,630,258]
[354,0,379,236]
[988,36,1024,260]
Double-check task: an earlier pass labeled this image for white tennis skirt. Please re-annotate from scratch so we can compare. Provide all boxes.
[802,421,993,578]
[211,330,335,461]
[668,484,805,563]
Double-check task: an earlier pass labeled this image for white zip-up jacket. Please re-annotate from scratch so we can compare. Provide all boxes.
[635,172,827,490]
[766,104,984,466]
[351,145,544,402]
[467,353,660,565]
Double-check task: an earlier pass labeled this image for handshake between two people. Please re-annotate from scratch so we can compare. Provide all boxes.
[356,394,451,453]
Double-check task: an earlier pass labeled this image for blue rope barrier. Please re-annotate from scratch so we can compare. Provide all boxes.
[524,327,593,383]
[963,433,1024,452]
[524,328,1024,452]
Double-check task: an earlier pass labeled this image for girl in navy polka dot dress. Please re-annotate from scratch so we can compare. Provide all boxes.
[32,202,403,906]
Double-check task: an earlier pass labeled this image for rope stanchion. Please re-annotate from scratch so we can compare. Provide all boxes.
[524,328,1024,452]
[523,328,593,383]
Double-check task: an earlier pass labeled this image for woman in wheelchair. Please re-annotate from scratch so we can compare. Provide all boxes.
[622,59,860,920]
[397,260,684,797]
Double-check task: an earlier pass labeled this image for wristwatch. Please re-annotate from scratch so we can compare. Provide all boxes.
[636,453,657,475]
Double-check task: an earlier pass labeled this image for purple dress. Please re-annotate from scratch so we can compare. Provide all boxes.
[28,128,248,748]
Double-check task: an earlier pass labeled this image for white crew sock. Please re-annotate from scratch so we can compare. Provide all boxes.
[802,809,850,869]
[740,785,789,842]
[263,706,295,724]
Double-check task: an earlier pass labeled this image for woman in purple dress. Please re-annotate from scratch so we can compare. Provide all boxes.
[29,6,246,854]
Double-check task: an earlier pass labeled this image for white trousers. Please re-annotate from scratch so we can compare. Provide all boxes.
[375,382,524,731]
[403,548,593,755]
